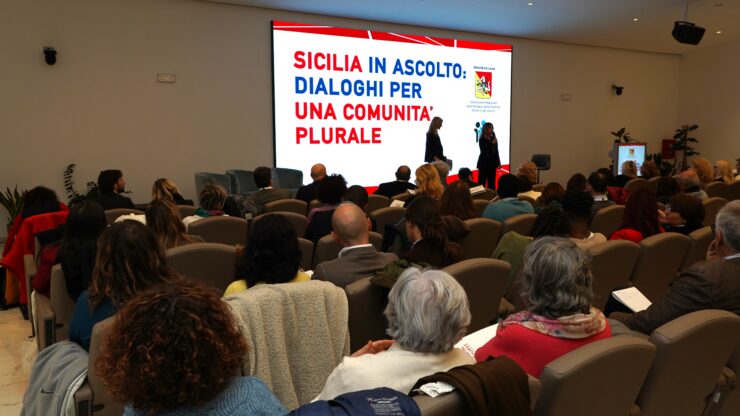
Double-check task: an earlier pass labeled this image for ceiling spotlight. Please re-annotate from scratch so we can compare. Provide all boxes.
[716,30,723,34]
[528,2,534,6]
[633,18,639,22]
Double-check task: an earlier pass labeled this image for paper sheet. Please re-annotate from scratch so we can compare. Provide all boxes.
[612,287,652,312]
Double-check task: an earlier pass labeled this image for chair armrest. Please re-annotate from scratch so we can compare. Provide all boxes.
[74,383,93,416]
[33,292,55,351]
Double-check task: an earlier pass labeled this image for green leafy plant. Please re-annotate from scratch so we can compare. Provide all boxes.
[610,127,638,144]
[0,186,25,227]
[672,124,699,172]
[63,163,100,205]
[646,153,676,176]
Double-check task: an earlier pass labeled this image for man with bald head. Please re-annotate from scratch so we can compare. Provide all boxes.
[677,169,708,201]
[296,163,327,204]
[374,165,417,198]
[312,202,398,288]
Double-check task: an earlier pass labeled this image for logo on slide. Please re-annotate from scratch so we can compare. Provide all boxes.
[629,149,635,156]
[475,71,492,99]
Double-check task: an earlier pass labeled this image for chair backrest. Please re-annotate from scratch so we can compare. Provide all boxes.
[715,341,740,416]
[630,232,691,302]
[369,207,406,236]
[223,169,255,195]
[390,192,413,202]
[441,258,511,332]
[501,213,537,237]
[308,199,322,213]
[365,194,391,214]
[472,199,490,217]
[177,204,197,219]
[728,181,740,201]
[313,234,342,269]
[272,167,304,190]
[636,310,740,416]
[458,218,503,259]
[704,181,729,199]
[535,336,656,416]
[254,211,308,238]
[166,242,236,293]
[87,317,124,416]
[518,194,537,208]
[369,231,383,252]
[532,183,546,192]
[262,199,307,216]
[187,216,248,246]
[587,240,641,310]
[680,226,713,271]
[703,197,728,226]
[345,276,389,352]
[472,188,497,201]
[195,171,233,195]
[104,208,143,225]
[590,204,625,239]
[49,264,75,342]
[532,154,551,170]
[297,238,314,271]
[624,178,651,194]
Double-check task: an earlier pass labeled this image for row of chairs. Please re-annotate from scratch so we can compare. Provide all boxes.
[195,169,304,197]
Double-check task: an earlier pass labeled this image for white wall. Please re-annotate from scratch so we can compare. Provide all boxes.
[679,41,740,165]
[0,0,682,235]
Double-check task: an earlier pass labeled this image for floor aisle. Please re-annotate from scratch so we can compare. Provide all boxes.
[0,308,37,416]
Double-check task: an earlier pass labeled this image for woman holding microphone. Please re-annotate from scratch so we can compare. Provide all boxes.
[477,122,500,189]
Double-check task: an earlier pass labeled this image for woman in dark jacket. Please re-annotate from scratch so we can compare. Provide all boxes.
[425,117,447,163]
[402,196,464,268]
[59,201,108,301]
[477,122,501,189]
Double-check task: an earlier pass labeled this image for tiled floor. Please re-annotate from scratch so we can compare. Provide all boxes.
[0,307,37,416]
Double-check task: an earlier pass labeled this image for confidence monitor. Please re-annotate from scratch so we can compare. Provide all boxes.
[614,144,647,176]
[272,21,513,187]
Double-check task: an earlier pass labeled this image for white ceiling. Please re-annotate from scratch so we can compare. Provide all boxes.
[205,0,739,54]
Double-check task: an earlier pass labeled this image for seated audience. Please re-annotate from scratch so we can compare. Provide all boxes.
[146,199,199,249]
[477,237,611,376]
[402,196,464,268]
[596,167,617,187]
[517,175,541,200]
[587,171,615,216]
[516,161,538,186]
[20,186,65,219]
[405,164,443,208]
[296,163,327,204]
[661,194,705,235]
[305,174,347,243]
[610,188,663,243]
[316,267,474,399]
[714,160,734,184]
[432,160,450,188]
[313,203,398,288]
[611,201,740,334]
[182,184,228,227]
[94,169,135,210]
[655,175,681,205]
[614,161,637,188]
[59,201,107,302]
[562,191,606,249]
[534,182,565,214]
[640,160,660,179]
[457,167,479,189]
[439,180,477,221]
[375,165,417,198]
[482,174,534,222]
[249,166,291,210]
[565,173,587,192]
[677,169,708,201]
[97,281,286,415]
[342,185,377,231]
[69,221,174,350]
[690,157,714,188]
[151,178,192,205]
[225,214,309,296]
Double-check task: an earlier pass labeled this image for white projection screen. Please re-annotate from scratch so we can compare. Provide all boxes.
[272,21,512,188]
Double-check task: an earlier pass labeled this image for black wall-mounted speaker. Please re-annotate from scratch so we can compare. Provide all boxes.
[672,21,705,45]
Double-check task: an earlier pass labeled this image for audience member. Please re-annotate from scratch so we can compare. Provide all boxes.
[249,166,291,211]
[517,175,541,200]
[225,214,308,296]
[677,169,708,201]
[342,185,369,210]
[296,163,327,204]
[182,184,228,227]
[482,174,533,222]
[20,186,65,219]
[316,268,474,399]
[640,160,660,179]
[535,182,565,214]
[661,194,705,235]
[69,221,173,350]
[151,178,192,205]
[587,172,615,215]
[94,169,135,210]
[611,200,740,334]
[714,160,734,184]
[402,196,464,268]
[404,164,443,207]
[374,165,416,198]
[59,201,107,302]
[146,199,198,249]
[516,161,538,186]
[305,174,347,243]
[439,180,477,221]
[566,173,587,192]
[432,160,450,188]
[313,203,398,288]
[97,281,286,415]
[614,161,637,188]
[596,167,617,187]
[655,175,681,205]
[690,157,714,188]
[457,167,479,188]
[477,237,611,377]
[610,188,663,243]
[562,191,606,249]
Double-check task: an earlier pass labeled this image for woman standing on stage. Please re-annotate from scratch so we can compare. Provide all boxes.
[477,122,501,189]
[425,117,447,163]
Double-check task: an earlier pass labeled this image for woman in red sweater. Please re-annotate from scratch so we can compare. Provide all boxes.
[475,237,611,377]
[610,188,663,243]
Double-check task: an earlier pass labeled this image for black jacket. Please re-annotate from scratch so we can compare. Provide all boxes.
[375,181,416,199]
[425,132,445,162]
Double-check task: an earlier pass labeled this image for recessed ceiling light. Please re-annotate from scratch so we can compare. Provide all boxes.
[716,30,723,34]
[528,2,534,6]
[633,18,639,22]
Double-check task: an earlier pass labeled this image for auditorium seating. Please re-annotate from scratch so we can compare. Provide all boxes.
[457,218,503,258]
[166,243,236,293]
[634,310,740,416]
[195,171,233,195]
[223,169,255,195]
[501,213,537,237]
[365,194,391,214]
[369,207,406,236]
[272,167,303,195]
[472,199,490,217]
[518,194,537,208]
[625,178,652,194]
[104,208,143,225]
[711,342,740,416]
[532,183,546,192]
[590,204,625,239]
[442,259,511,332]
[262,198,307,216]
[728,182,740,201]
[587,240,641,310]
[630,232,691,302]
[255,211,307,237]
[680,226,714,271]
[33,265,75,350]
[312,231,383,268]
[345,276,389,352]
[705,182,729,200]
[177,204,197,218]
[187,216,248,246]
[297,238,314,271]
[703,197,728,226]
[390,192,413,203]
[472,188,496,201]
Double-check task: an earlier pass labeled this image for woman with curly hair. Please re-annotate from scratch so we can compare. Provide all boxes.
[97,281,286,415]
[68,221,174,350]
[610,188,663,243]
[439,180,477,221]
[145,199,199,249]
[404,164,443,208]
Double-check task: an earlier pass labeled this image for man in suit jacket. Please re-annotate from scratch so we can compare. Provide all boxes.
[249,166,292,212]
[374,165,417,198]
[93,169,135,210]
[611,200,740,334]
[296,163,326,204]
[313,203,398,288]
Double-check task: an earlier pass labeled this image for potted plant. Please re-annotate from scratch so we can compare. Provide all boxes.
[610,127,638,144]
[0,186,25,230]
[671,124,699,172]
[646,153,676,176]
[64,164,100,205]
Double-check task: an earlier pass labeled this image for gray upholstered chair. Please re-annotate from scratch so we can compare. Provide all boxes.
[297,238,314,271]
[272,167,303,195]
[104,208,144,225]
[501,213,537,237]
[472,188,496,201]
[680,226,713,271]
[472,199,490,217]
[345,276,389,352]
[166,243,237,293]
[365,194,391,214]
[704,182,729,199]
[187,216,248,246]
[630,232,690,302]
[458,218,503,259]
[196,171,233,195]
[369,207,406,236]
[625,178,651,194]
[703,197,728,227]
[590,204,625,239]
[74,317,124,416]
[262,199,307,216]
[255,211,307,238]
[587,240,641,310]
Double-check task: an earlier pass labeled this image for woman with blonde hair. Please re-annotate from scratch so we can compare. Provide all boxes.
[690,157,713,187]
[425,116,447,163]
[516,161,538,186]
[151,178,191,205]
[615,161,637,187]
[405,164,443,207]
[146,199,199,249]
[714,160,734,184]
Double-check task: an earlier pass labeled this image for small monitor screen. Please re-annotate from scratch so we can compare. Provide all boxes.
[616,144,647,176]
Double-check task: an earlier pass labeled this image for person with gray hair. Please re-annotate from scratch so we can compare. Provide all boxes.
[432,160,450,188]
[612,200,740,334]
[315,267,474,399]
[676,169,708,201]
[476,237,611,377]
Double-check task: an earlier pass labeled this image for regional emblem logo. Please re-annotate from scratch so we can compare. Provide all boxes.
[475,71,492,99]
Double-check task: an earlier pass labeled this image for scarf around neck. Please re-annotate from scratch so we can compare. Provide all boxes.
[500,307,606,339]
